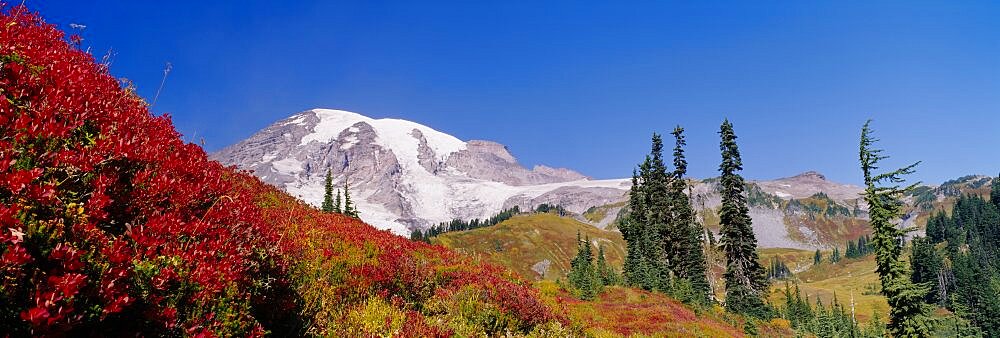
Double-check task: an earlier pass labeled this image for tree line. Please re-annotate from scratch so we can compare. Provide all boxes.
[909,178,1000,336]
[409,206,521,243]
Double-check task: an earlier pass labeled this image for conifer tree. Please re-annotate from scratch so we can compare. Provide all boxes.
[342,181,358,218]
[621,134,672,292]
[569,232,600,299]
[909,237,944,305]
[668,126,711,304]
[621,168,646,287]
[858,120,933,337]
[814,249,822,265]
[992,173,1000,210]
[646,133,674,292]
[596,245,620,286]
[322,169,335,213]
[409,229,423,242]
[717,119,769,317]
[333,189,342,214]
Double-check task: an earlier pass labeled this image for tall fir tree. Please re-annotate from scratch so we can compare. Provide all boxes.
[717,119,769,317]
[621,168,645,286]
[858,120,933,337]
[621,133,673,292]
[569,232,600,299]
[333,189,342,214]
[909,237,944,305]
[668,126,711,304]
[646,133,674,292]
[596,245,620,286]
[342,181,358,218]
[321,169,335,213]
[992,173,1000,210]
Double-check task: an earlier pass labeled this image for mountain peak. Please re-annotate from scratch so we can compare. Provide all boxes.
[212,108,613,233]
[791,171,827,181]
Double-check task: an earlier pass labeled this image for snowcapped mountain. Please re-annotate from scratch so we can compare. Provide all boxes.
[211,109,629,234]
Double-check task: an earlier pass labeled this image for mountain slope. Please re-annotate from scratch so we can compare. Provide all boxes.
[212,108,627,234]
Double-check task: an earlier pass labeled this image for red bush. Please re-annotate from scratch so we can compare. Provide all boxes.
[0,5,290,335]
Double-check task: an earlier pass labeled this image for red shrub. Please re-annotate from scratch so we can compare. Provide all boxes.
[0,5,290,336]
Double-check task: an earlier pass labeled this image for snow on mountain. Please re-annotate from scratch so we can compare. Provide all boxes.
[211,109,622,235]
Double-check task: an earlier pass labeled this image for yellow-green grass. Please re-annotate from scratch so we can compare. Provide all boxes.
[767,253,888,324]
[433,213,626,281]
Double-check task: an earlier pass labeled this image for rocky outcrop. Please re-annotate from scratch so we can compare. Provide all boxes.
[444,140,588,186]
[754,170,864,204]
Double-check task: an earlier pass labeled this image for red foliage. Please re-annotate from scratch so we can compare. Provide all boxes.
[241,183,562,335]
[0,5,288,335]
[0,4,559,336]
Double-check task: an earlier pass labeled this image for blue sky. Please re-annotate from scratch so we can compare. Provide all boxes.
[36,1,1000,184]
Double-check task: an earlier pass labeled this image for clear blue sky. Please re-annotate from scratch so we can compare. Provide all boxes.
[36,1,1000,184]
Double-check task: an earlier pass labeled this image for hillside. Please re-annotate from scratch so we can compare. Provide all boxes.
[434,213,627,281]
[0,6,760,336]
[0,7,561,335]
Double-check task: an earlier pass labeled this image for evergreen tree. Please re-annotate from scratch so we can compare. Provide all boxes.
[321,169,335,213]
[992,173,1000,210]
[924,211,946,243]
[333,189,342,214]
[858,120,933,337]
[596,245,620,286]
[342,181,358,218]
[814,249,822,265]
[668,126,711,304]
[909,237,944,305]
[621,133,673,292]
[929,193,1000,335]
[621,168,645,286]
[569,232,600,300]
[409,228,424,242]
[717,119,769,317]
[767,257,791,280]
[646,133,674,292]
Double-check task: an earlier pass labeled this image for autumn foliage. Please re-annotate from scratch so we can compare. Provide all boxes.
[0,5,559,336]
